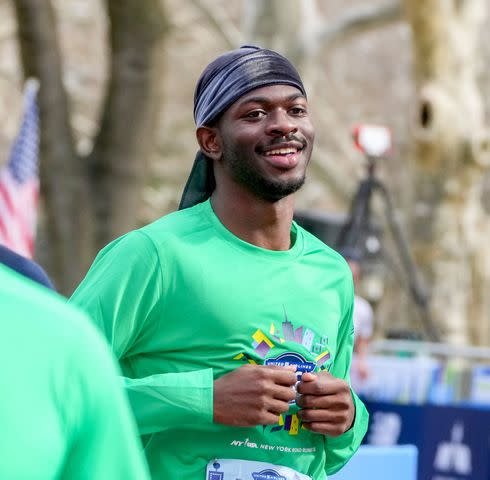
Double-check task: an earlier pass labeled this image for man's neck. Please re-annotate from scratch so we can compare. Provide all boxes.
[210,187,295,251]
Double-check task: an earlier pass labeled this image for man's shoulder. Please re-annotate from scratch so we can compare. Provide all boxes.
[139,201,212,247]
[96,202,212,259]
[297,224,349,264]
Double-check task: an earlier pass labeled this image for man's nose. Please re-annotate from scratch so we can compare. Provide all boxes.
[265,110,298,137]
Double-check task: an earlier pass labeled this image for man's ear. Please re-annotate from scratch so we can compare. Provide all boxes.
[196,126,222,160]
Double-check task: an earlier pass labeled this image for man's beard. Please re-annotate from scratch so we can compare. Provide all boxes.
[222,146,306,203]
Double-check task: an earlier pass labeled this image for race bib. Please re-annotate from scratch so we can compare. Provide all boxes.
[206,458,311,480]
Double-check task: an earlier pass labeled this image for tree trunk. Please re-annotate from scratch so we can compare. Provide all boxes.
[89,0,168,249]
[13,0,92,293]
[13,0,168,294]
[403,0,490,344]
[242,0,304,58]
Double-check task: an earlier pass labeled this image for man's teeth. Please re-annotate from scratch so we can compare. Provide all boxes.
[264,148,298,156]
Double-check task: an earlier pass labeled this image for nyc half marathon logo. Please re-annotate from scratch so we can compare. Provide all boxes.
[207,462,287,480]
[265,352,315,382]
[252,469,286,480]
[233,307,333,436]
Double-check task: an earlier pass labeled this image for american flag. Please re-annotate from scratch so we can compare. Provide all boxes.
[0,79,40,258]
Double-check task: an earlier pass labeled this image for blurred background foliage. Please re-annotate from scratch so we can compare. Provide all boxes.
[1,0,490,346]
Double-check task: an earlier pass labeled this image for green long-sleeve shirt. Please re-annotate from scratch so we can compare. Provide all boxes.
[0,265,150,480]
[71,199,368,479]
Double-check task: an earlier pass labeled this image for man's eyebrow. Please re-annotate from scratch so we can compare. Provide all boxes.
[238,93,307,106]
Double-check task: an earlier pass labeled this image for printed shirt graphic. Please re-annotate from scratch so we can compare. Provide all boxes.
[71,199,369,480]
[253,470,287,480]
[234,312,334,436]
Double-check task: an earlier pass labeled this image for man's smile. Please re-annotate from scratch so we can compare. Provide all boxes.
[258,141,306,169]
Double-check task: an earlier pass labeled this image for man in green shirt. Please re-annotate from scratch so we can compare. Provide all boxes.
[0,264,150,479]
[71,46,368,479]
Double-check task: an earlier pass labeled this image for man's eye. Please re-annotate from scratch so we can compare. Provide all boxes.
[290,107,307,115]
[244,110,266,119]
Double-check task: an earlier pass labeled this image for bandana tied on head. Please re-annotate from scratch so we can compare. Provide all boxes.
[178,45,306,210]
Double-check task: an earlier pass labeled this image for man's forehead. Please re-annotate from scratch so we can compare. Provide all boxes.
[234,85,307,106]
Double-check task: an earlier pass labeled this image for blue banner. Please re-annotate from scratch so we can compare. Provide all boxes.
[362,401,490,480]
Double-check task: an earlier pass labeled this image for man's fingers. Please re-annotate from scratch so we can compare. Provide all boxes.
[265,364,297,372]
[301,421,346,437]
[263,366,298,386]
[297,393,326,409]
[297,379,335,395]
[266,398,292,415]
[296,392,347,408]
[298,407,345,424]
[300,372,316,382]
[260,412,284,426]
[214,364,304,428]
[297,375,342,395]
[273,384,297,403]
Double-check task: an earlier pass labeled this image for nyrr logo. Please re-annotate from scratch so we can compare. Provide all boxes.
[207,460,224,480]
[252,469,287,480]
[207,473,223,480]
[265,352,316,381]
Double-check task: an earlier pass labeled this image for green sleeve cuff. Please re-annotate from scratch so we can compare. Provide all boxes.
[123,368,214,435]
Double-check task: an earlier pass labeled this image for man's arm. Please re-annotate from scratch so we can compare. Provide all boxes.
[70,231,215,435]
[121,369,214,434]
[70,231,297,435]
[297,276,369,476]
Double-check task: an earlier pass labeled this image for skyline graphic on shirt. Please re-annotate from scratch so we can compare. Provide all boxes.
[233,307,333,436]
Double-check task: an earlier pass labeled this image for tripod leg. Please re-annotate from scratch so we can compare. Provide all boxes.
[376,182,440,342]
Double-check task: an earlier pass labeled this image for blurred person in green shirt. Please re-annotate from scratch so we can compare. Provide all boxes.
[0,264,150,480]
[71,46,368,479]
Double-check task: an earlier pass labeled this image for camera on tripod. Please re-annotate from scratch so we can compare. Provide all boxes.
[352,123,392,159]
[294,123,438,340]
[294,123,392,271]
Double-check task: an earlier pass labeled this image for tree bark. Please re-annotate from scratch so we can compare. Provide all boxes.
[189,0,243,49]
[317,2,403,50]
[241,0,405,203]
[242,0,304,58]
[88,0,168,249]
[13,0,91,293]
[12,0,168,294]
[404,0,490,344]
